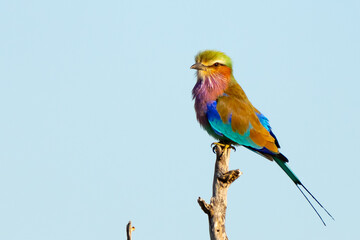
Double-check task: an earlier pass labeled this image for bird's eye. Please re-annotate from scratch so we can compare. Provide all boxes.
[214,62,219,66]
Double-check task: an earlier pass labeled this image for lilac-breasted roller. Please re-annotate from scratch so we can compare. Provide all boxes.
[191,50,333,225]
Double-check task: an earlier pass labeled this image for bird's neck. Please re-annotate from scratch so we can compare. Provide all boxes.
[192,73,231,103]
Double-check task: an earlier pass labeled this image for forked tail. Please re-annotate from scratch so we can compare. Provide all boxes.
[273,155,334,226]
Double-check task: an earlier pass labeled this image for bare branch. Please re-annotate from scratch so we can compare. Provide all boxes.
[126,221,135,240]
[198,144,241,240]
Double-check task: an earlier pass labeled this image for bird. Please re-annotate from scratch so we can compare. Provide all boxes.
[190,50,333,225]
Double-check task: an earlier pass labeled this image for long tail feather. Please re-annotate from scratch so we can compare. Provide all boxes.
[300,184,335,220]
[273,155,334,225]
[296,184,326,226]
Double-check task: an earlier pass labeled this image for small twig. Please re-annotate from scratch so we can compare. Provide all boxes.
[126,221,135,240]
[218,169,241,184]
[198,197,214,216]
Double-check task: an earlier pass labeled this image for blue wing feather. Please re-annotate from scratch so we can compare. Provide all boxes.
[255,112,280,148]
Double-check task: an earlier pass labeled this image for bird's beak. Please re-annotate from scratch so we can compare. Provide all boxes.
[190,63,206,71]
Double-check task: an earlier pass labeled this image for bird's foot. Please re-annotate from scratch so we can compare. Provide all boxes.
[211,142,236,154]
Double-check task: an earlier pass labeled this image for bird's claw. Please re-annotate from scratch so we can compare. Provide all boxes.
[211,142,236,154]
[211,143,217,153]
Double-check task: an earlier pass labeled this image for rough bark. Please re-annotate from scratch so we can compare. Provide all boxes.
[126,221,135,240]
[198,145,241,240]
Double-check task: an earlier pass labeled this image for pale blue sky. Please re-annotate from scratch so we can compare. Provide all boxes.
[1,0,359,239]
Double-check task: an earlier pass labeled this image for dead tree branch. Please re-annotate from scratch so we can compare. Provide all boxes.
[126,221,135,240]
[198,144,242,240]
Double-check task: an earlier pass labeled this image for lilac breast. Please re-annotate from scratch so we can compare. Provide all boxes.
[192,76,227,128]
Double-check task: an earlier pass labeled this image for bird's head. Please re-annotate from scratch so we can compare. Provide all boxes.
[190,50,233,81]
[191,50,233,100]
